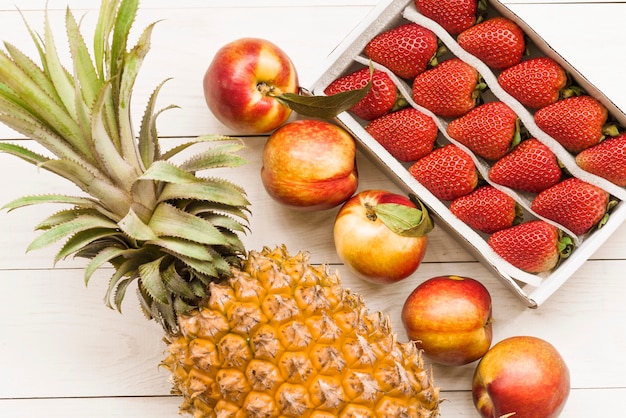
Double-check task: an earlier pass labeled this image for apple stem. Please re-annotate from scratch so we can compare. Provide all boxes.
[257,81,275,96]
[364,203,377,221]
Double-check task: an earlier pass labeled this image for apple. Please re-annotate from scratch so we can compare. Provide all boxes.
[260,119,358,210]
[203,37,298,134]
[472,336,571,418]
[401,276,492,366]
[333,190,432,284]
[472,336,570,418]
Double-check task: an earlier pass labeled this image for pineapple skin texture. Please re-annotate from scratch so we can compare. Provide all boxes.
[162,246,440,417]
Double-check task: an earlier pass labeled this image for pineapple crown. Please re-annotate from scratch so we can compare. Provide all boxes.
[0,0,250,335]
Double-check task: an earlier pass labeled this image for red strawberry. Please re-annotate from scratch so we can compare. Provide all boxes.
[324,68,397,121]
[457,17,526,71]
[408,144,478,200]
[534,95,608,153]
[412,58,482,119]
[488,138,562,193]
[488,220,572,273]
[575,132,626,187]
[498,57,569,109]
[365,107,438,162]
[364,23,440,80]
[531,177,609,235]
[450,185,522,234]
[414,0,479,36]
[446,101,520,160]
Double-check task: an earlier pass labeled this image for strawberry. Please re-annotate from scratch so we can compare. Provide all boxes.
[487,220,572,273]
[575,132,626,187]
[497,57,569,109]
[534,95,608,153]
[531,177,609,235]
[408,143,478,200]
[324,68,398,121]
[446,101,520,160]
[414,0,480,36]
[364,23,440,80]
[450,185,522,234]
[365,107,438,162]
[412,58,482,119]
[488,138,562,193]
[457,17,526,71]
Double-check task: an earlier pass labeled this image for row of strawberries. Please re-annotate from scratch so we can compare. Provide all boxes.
[323,0,624,275]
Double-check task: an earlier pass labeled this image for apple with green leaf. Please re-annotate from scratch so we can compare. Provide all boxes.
[203,37,298,134]
[333,190,433,284]
[472,336,570,418]
[203,37,374,134]
[401,275,493,365]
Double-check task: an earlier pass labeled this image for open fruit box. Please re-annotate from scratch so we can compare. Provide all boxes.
[308,0,626,307]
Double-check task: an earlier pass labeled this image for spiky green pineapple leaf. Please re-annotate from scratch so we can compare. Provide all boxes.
[216,229,246,254]
[35,207,103,230]
[158,178,249,207]
[148,236,214,262]
[180,143,247,172]
[116,20,161,165]
[65,7,101,109]
[173,297,194,315]
[138,78,173,167]
[160,134,238,161]
[139,257,168,304]
[0,141,49,167]
[113,277,135,313]
[110,0,139,79]
[162,263,197,300]
[141,160,199,184]
[85,246,129,285]
[2,194,100,217]
[105,257,143,309]
[43,8,77,119]
[185,200,250,224]
[40,158,132,217]
[56,227,121,263]
[27,213,119,253]
[93,0,118,79]
[1,35,89,163]
[200,212,248,234]
[3,42,62,107]
[149,202,228,246]
[118,207,158,241]
[155,299,177,335]
[90,80,141,190]
[178,254,220,279]
[0,105,92,165]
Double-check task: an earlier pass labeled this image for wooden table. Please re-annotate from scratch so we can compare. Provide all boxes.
[1,1,624,416]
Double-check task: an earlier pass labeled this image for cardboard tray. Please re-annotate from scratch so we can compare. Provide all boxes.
[308,0,626,307]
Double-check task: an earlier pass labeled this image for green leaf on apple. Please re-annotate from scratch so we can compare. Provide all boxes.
[374,197,434,238]
[272,63,374,120]
[275,87,371,120]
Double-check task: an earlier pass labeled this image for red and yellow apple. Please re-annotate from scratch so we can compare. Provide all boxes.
[333,190,431,284]
[401,276,492,365]
[261,119,358,210]
[203,37,298,134]
[472,336,570,418]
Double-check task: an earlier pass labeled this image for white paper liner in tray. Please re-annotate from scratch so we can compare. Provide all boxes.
[308,0,626,307]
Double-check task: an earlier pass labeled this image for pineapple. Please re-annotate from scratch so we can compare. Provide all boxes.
[0,1,440,416]
[163,245,440,417]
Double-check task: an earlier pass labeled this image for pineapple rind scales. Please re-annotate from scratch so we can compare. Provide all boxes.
[162,245,440,417]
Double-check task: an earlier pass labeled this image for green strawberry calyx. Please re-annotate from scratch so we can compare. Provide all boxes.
[368,195,434,238]
[557,233,574,260]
